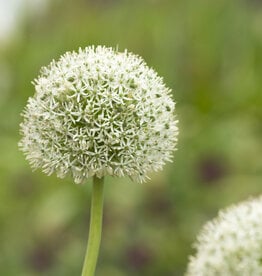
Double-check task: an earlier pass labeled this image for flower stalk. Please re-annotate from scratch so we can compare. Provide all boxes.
[81,176,104,276]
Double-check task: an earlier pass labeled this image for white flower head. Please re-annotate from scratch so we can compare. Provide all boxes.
[186,196,262,276]
[19,46,178,184]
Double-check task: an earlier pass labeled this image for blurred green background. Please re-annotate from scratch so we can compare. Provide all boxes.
[0,0,262,275]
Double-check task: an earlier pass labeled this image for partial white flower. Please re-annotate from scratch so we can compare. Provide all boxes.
[19,46,178,184]
[186,196,262,276]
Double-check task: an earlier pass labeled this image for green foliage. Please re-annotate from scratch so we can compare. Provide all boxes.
[1,0,262,275]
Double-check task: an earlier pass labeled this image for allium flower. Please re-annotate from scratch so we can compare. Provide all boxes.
[186,196,262,276]
[19,46,178,184]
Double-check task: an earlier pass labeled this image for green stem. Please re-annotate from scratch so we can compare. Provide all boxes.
[81,176,104,276]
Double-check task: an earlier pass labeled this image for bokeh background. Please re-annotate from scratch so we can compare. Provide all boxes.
[1,0,262,275]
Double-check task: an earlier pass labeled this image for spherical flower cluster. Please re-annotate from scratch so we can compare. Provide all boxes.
[19,46,178,184]
[186,196,262,276]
